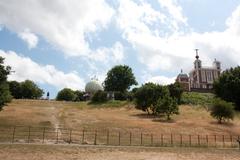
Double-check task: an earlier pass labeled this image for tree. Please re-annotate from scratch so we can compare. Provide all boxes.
[0,57,12,110]
[134,83,169,115]
[210,98,234,124]
[91,90,107,103]
[155,96,179,120]
[8,81,22,99]
[168,82,183,104]
[21,80,44,99]
[56,88,75,101]
[214,66,240,109]
[73,90,85,101]
[104,65,137,92]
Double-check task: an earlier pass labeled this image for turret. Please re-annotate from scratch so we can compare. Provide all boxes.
[194,49,202,69]
[213,58,221,70]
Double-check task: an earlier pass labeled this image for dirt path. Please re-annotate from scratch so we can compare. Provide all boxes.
[0,144,239,160]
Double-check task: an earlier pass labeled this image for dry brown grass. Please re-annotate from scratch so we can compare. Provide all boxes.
[0,99,240,136]
[0,144,239,160]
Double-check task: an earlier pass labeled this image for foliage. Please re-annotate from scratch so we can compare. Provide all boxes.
[104,65,137,92]
[214,66,240,110]
[56,88,75,101]
[91,90,108,103]
[73,90,85,101]
[181,92,215,107]
[8,81,22,99]
[0,57,12,110]
[210,98,234,123]
[134,83,169,114]
[168,82,183,104]
[114,91,127,101]
[155,96,179,120]
[8,80,44,99]
[21,80,44,99]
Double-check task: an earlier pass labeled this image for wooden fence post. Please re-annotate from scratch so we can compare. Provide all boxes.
[12,126,16,143]
[69,129,72,144]
[230,135,232,147]
[129,132,132,146]
[140,133,143,146]
[42,127,46,144]
[82,130,85,144]
[189,135,192,147]
[27,126,31,143]
[118,131,121,146]
[214,135,216,147]
[222,135,225,147]
[206,135,208,147]
[198,135,200,146]
[161,134,163,146]
[180,134,182,147]
[171,134,173,146]
[107,130,109,145]
[56,129,59,144]
[94,130,97,145]
[151,134,153,146]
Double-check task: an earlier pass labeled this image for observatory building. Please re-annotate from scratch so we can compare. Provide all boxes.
[176,49,221,92]
[85,78,103,96]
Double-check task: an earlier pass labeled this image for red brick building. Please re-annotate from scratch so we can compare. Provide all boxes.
[176,49,221,92]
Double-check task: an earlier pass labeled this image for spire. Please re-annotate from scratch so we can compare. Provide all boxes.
[195,49,199,59]
[181,69,183,74]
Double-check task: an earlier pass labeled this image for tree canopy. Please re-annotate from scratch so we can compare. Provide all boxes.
[134,83,169,115]
[104,65,137,92]
[20,80,44,99]
[213,66,240,109]
[210,98,234,123]
[0,57,12,110]
[56,88,75,101]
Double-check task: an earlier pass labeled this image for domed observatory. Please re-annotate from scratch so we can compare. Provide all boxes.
[85,77,103,99]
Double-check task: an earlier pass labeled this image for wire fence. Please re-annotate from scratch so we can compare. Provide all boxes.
[0,125,239,148]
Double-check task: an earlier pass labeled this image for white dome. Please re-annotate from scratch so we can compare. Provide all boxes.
[85,80,103,94]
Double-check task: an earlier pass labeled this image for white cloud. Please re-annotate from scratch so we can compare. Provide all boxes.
[117,0,240,72]
[0,50,85,90]
[145,75,175,85]
[0,0,114,56]
[18,29,38,49]
[88,41,124,63]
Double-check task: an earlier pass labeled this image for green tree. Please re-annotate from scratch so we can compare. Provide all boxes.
[0,57,12,110]
[210,98,234,124]
[73,90,85,101]
[21,80,44,99]
[155,96,179,120]
[134,83,169,115]
[104,65,137,92]
[168,82,183,104]
[8,81,22,99]
[91,90,107,103]
[214,66,240,109]
[56,88,75,101]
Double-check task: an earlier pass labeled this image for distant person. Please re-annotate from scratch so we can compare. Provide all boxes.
[46,92,50,100]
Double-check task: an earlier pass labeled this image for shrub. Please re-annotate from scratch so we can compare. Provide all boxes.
[91,90,107,103]
[56,88,75,101]
[181,92,215,107]
[155,96,179,120]
[114,91,127,100]
[213,66,240,110]
[210,98,234,124]
[134,83,169,115]
[168,82,183,104]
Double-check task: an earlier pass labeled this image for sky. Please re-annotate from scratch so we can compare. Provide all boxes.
[0,0,240,98]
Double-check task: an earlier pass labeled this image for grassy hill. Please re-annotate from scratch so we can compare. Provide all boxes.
[0,99,240,136]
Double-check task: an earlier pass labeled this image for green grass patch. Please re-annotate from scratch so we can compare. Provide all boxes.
[88,100,131,108]
[181,92,215,107]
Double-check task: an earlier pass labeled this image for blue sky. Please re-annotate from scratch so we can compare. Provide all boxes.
[0,0,240,98]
